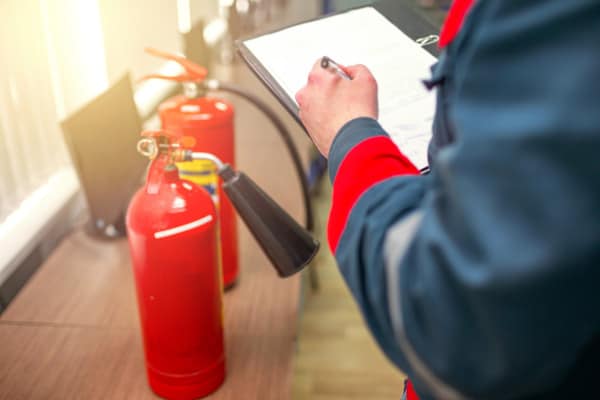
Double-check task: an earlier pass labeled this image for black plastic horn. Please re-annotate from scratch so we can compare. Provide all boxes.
[218,164,319,277]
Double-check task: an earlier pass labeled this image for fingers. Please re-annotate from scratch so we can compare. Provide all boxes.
[295,87,305,107]
[297,62,374,107]
[297,58,335,105]
[336,63,352,78]
[312,58,323,71]
[309,57,359,84]
[312,61,377,87]
[345,64,375,80]
[308,59,334,85]
[296,60,322,106]
[308,59,375,79]
[344,64,365,75]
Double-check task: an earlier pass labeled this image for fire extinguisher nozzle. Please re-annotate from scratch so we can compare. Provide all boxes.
[217,164,237,182]
[221,169,319,277]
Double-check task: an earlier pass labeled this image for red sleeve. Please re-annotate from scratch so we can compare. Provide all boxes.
[328,135,419,252]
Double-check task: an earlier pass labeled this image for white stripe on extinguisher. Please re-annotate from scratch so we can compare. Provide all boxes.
[154,215,214,239]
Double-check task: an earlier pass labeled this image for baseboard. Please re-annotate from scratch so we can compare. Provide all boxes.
[0,190,85,314]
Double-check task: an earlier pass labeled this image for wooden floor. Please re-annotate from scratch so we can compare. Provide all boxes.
[292,179,406,400]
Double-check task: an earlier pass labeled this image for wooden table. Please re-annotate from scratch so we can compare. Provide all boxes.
[0,58,314,399]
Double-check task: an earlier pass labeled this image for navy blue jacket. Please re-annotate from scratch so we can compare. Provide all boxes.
[326,1,600,399]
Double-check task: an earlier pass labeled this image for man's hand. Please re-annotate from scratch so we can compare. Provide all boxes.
[295,60,378,158]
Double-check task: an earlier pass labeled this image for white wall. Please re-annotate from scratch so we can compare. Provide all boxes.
[98,0,181,83]
[0,0,108,283]
[190,0,220,27]
[40,0,110,118]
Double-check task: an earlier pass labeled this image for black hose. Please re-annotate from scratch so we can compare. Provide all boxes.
[205,81,314,232]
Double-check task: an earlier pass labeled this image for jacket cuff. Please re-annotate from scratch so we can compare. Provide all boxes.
[328,117,389,182]
[327,125,421,252]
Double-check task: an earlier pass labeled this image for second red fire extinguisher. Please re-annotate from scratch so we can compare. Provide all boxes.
[141,48,238,288]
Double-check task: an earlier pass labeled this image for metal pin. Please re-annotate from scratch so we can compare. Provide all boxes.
[416,34,439,47]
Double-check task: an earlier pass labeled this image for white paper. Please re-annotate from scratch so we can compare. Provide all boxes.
[244,7,437,169]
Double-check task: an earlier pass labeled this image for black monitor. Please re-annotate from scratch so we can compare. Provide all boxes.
[61,74,147,238]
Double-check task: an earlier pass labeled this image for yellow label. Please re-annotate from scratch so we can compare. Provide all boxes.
[177,159,219,206]
[177,159,224,291]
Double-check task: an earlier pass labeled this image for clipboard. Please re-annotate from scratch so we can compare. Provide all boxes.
[236,0,439,126]
[235,0,440,170]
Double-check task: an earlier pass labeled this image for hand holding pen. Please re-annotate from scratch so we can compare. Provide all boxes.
[295,56,378,157]
[320,56,353,80]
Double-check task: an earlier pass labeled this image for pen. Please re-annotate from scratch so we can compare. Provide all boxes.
[320,56,352,80]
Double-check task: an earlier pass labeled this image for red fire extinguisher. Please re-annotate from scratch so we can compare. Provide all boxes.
[126,131,225,399]
[141,48,238,288]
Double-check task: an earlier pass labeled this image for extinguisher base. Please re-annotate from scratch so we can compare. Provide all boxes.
[147,359,226,400]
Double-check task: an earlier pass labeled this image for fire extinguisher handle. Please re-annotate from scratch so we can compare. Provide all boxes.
[140,47,208,83]
[218,164,319,277]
